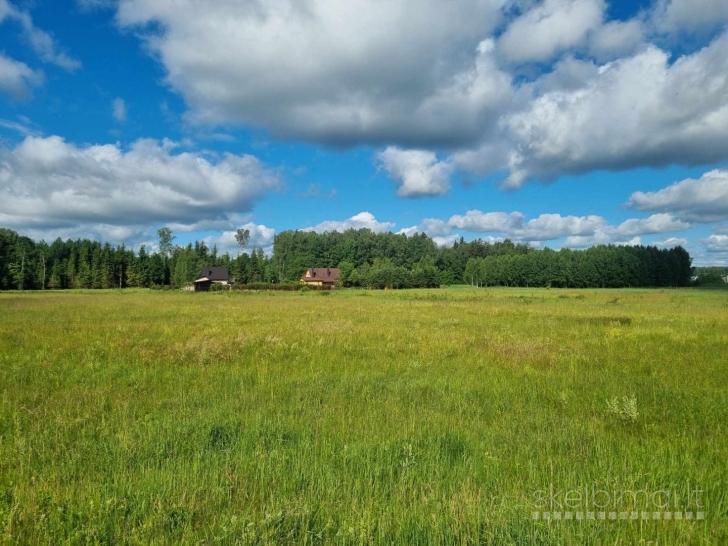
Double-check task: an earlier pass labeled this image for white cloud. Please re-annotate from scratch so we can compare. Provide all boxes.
[703,234,728,253]
[652,237,688,248]
[398,218,462,246]
[613,213,691,237]
[431,234,464,247]
[418,218,453,238]
[1,1,80,71]
[113,0,512,147]
[447,210,610,240]
[498,0,605,63]
[78,0,728,193]
[627,169,728,223]
[0,136,280,235]
[419,209,690,247]
[448,211,524,233]
[377,147,453,197]
[498,33,728,186]
[304,212,395,234]
[515,213,608,240]
[203,222,276,255]
[564,234,642,248]
[561,214,689,247]
[19,223,154,247]
[588,19,645,61]
[0,53,42,98]
[112,98,127,122]
[653,0,728,34]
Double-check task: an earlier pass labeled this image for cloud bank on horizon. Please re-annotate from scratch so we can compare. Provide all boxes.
[1,0,728,264]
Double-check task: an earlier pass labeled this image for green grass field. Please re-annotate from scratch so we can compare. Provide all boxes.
[1,288,727,544]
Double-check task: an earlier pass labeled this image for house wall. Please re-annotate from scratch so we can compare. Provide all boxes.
[194,280,212,292]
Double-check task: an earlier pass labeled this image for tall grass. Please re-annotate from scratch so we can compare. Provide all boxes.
[0,288,726,544]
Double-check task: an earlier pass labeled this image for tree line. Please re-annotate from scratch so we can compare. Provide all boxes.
[0,227,273,290]
[274,229,692,288]
[0,226,693,290]
[462,245,692,288]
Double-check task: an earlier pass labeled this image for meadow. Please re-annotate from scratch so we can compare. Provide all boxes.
[0,287,726,545]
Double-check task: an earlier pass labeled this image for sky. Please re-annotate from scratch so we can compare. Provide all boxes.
[1,0,728,265]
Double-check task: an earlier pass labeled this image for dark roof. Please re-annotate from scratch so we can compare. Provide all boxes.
[301,267,340,283]
[197,266,228,282]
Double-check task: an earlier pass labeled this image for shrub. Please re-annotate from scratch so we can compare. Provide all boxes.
[606,396,638,423]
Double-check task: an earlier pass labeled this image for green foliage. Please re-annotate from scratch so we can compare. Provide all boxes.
[463,245,692,288]
[0,226,696,291]
[235,228,251,251]
[693,267,728,286]
[157,227,176,258]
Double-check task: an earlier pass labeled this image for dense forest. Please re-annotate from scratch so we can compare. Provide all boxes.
[0,226,695,290]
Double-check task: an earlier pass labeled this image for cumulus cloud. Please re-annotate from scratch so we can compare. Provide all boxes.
[448,210,613,240]
[498,33,728,187]
[0,136,280,237]
[377,147,453,197]
[304,212,395,234]
[562,214,690,247]
[398,218,461,246]
[626,169,728,223]
[114,0,512,147]
[399,208,690,248]
[514,213,609,240]
[612,214,691,237]
[652,237,688,249]
[112,98,127,122]
[498,0,605,63]
[564,235,642,248]
[653,0,728,34]
[1,0,80,71]
[448,211,525,233]
[203,222,276,255]
[82,0,728,195]
[703,234,728,253]
[588,19,645,61]
[0,53,42,98]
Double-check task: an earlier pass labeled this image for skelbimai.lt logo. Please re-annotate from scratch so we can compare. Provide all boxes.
[530,482,705,522]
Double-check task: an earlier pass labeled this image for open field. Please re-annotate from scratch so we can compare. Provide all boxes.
[0,288,727,544]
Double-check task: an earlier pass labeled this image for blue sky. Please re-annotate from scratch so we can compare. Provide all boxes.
[1,0,728,265]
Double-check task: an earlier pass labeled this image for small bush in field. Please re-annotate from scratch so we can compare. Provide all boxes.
[606,396,639,423]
